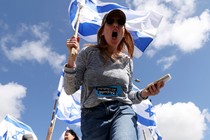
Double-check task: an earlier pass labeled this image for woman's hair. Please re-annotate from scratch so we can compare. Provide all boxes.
[65,129,79,140]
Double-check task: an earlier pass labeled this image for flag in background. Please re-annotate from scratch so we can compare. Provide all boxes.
[55,71,81,125]
[132,84,162,140]
[133,100,162,140]
[55,71,82,138]
[68,0,163,57]
[55,88,81,125]
[0,114,38,140]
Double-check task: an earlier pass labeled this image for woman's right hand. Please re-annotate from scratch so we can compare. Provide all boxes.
[66,36,80,56]
[66,36,80,68]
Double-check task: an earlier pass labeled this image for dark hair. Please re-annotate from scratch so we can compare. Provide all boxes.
[65,129,79,140]
[22,134,34,140]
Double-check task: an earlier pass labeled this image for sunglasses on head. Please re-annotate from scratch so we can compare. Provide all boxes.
[106,18,125,26]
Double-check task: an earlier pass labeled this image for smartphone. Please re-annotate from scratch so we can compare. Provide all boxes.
[153,73,172,84]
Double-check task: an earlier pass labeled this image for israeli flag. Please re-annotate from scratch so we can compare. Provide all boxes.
[0,114,38,140]
[56,88,81,124]
[68,0,162,57]
[55,71,81,125]
[55,71,82,138]
[133,100,162,140]
[132,84,162,140]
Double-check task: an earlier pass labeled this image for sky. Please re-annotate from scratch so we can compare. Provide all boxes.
[0,0,210,140]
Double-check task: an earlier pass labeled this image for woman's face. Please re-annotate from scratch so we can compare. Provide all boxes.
[64,132,75,140]
[102,16,125,48]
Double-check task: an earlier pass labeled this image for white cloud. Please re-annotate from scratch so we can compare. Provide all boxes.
[155,102,207,140]
[166,0,196,19]
[0,23,66,73]
[171,10,210,53]
[127,0,210,69]
[0,82,26,121]
[157,55,177,70]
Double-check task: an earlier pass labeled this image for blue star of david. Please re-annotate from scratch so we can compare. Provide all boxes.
[67,104,79,118]
[12,130,25,140]
[145,104,155,117]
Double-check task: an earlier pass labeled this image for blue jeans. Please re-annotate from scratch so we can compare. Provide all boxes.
[81,101,139,140]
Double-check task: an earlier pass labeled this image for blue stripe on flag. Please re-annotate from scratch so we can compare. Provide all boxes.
[69,0,78,22]
[95,4,128,13]
[156,131,163,140]
[136,113,156,127]
[78,23,100,36]
[3,131,8,140]
[5,116,33,132]
[71,94,80,105]
[85,0,128,13]
[130,31,153,52]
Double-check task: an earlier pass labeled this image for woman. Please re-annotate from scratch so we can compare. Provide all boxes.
[64,129,79,140]
[64,9,164,140]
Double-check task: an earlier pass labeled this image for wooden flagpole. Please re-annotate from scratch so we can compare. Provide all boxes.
[46,3,83,140]
[142,129,148,140]
[46,98,58,140]
[71,3,83,56]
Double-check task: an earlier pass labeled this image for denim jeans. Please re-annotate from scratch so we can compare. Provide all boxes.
[81,101,139,140]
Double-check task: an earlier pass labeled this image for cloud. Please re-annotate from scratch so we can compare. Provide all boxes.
[171,10,210,53]
[156,55,177,70]
[155,102,208,140]
[203,109,210,123]
[0,23,66,73]
[127,0,210,69]
[0,82,26,121]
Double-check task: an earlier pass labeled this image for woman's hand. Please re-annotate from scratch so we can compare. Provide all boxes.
[66,36,80,68]
[140,81,164,99]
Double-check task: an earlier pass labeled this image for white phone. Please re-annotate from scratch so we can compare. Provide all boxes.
[154,73,172,84]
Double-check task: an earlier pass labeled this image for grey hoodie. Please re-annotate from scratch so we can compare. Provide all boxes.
[64,46,144,108]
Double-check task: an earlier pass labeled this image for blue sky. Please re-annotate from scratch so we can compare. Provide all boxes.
[0,0,210,140]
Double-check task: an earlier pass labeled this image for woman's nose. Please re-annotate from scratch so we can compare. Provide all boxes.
[113,21,118,27]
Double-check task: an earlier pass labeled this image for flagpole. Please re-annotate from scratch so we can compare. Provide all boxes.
[46,98,58,140]
[71,3,83,56]
[149,129,155,140]
[142,129,148,140]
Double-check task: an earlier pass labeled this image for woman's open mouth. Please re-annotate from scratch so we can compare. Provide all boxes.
[112,31,118,40]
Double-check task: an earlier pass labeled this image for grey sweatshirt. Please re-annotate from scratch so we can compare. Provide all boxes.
[64,46,144,108]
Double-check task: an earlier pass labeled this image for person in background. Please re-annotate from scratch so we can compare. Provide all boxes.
[64,9,164,140]
[64,129,79,140]
[22,133,34,140]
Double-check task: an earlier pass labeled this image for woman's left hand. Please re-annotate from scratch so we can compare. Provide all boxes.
[140,81,164,98]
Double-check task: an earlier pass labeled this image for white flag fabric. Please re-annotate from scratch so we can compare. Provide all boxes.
[55,71,82,139]
[68,0,163,58]
[133,100,162,140]
[56,88,81,124]
[0,114,38,140]
[132,84,162,140]
[55,71,81,125]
